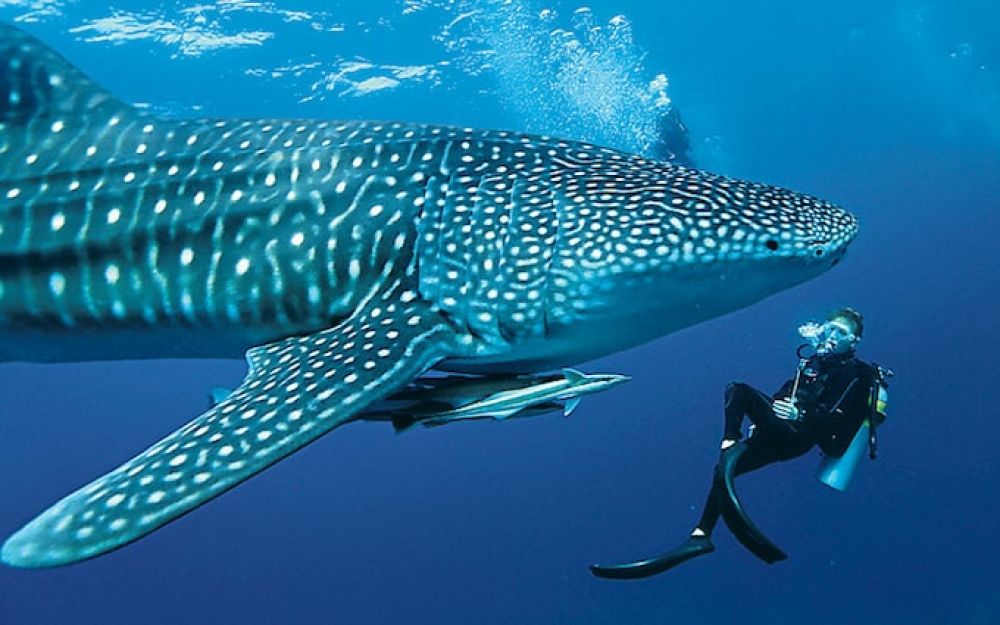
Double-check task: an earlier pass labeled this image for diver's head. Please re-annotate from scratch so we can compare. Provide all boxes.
[798,307,863,357]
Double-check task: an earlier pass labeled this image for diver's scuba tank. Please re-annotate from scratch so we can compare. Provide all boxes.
[816,364,892,492]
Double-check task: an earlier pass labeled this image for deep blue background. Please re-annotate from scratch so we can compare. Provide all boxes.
[1,2,998,624]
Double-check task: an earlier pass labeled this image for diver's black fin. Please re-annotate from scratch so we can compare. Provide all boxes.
[589,536,715,580]
[716,442,789,564]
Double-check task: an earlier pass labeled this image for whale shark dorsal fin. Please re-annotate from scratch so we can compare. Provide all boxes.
[208,387,233,407]
[1,289,458,568]
[0,24,145,167]
[0,24,134,123]
[562,368,586,384]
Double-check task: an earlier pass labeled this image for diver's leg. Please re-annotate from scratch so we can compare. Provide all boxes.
[591,439,785,579]
[724,382,775,439]
[699,383,781,535]
[694,478,724,535]
[693,438,781,535]
[714,430,818,563]
[744,390,780,428]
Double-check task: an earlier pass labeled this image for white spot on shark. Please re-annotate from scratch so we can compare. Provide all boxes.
[105,264,120,284]
[49,273,66,296]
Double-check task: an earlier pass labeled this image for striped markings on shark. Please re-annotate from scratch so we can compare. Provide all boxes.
[0,23,858,568]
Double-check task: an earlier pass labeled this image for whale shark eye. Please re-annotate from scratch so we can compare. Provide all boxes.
[765,239,779,251]
[814,248,825,256]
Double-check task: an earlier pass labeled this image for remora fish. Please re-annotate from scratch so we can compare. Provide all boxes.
[0,24,858,567]
[364,368,629,431]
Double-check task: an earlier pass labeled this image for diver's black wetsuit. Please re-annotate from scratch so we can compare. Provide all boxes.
[696,352,876,534]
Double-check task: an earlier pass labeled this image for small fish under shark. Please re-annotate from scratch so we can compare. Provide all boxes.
[364,368,630,431]
[209,368,629,431]
[0,24,858,568]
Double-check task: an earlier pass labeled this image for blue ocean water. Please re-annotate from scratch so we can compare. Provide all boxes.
[0,1,998,623]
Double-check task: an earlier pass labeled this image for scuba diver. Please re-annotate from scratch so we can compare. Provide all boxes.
[650,107,695,167]
[591,307,891,580]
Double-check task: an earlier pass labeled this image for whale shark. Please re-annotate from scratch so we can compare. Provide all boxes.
[0,23,858,568]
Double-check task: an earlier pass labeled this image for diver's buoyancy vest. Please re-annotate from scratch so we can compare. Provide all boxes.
[816,364,891,491]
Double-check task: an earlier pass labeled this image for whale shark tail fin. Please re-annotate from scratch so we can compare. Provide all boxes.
[0,24,145,175]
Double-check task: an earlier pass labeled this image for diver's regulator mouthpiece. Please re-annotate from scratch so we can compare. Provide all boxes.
[797,322,825,341]
[797,319,858,356]
[797,321,827,356]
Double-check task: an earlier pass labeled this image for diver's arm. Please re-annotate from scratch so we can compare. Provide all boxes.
[838,366,878,424]
[807,366,871,428]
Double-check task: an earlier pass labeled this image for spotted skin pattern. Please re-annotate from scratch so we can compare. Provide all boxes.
[2,284,456,567]
[0,24,858,567]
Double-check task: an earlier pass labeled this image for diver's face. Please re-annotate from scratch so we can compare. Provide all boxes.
[815,319,858,356]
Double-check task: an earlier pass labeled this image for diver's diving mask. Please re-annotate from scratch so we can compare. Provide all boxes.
[797,319,858,356]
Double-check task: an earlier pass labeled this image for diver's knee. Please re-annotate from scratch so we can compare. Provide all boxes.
[725,381,750,404]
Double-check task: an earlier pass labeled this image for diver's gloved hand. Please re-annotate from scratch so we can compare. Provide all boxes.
[772,398,800,421]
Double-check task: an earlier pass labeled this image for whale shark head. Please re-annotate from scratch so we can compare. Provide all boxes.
[439,144,858,373]
[522,157,859,364]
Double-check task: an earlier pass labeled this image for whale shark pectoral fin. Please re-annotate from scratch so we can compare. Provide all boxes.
[1,291,457,568]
